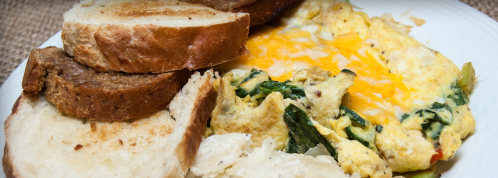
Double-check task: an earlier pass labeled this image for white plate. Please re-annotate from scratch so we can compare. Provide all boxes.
[1,0,497,177]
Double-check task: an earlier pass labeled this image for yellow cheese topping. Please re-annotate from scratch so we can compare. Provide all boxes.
[217,24,410,125]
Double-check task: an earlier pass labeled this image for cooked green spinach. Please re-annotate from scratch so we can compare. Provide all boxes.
[235,80,305,100]
[284,104,337,157]
[238,68,262,85]
[402,103,453,141]
[375,125,383,133]
[448,85,468,106]
[259,81,305,100]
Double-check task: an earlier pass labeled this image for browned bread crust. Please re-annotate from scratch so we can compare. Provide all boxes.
[3,94,22,178]
[22,47,190,122]
[175,78,217,170]
[183,0,303,26]
[62,0,250,73]
[3,140,15,178]
[4,70,217,177]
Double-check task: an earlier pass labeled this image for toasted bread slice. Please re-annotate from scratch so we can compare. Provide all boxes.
[22,46,190,122]
[182,0,303,26]
[4,70,217,178]
[62,0,250,73]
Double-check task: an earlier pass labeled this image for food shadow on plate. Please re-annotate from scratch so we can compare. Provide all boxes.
[436,151,460,173]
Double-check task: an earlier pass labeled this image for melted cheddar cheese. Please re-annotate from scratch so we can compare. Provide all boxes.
[212,1,475,177]
[217,9,410,126]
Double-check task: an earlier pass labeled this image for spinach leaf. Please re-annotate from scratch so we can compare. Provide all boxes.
[284,134,304,153]
[259,81,305,100]
[448,85,468,106]
[421,120,444,140]
[238,68,261,85]
[403,108,450,141]
[235,87,249,98]
[284,104,337,157]
[431,102,445,109]
[401,114,410,122]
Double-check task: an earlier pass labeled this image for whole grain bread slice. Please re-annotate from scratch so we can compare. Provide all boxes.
[62,0,250,73]
[22,46,190,122]
[182,0,303,26]
[4,70,217,178]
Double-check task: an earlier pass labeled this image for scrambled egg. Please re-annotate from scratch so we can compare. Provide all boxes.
[211,74,289,150]
[211,67,354,150]
[375,125,435,173]
[313,120,392,178]
[289,67,355,127]
[211,0,476,177]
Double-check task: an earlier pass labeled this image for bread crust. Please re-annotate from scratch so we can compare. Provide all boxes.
[183,0,303,26]
[4,71,216,177]
[175,75,217,171]
[3,93,28,178]
[62,2,250,73]
[22,47,190,122]
[3,142,16,178]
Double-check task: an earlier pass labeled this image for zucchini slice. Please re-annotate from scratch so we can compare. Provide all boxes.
[457,62,476,96]
[339,106,379,152]
[340,106,368,127]
[345,126,377,152]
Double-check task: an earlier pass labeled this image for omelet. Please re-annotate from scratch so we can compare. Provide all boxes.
[211,67,354,150]
[211,72,289,150]
[210,0,476,177]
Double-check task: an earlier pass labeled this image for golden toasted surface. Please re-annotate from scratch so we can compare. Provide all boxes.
[5,70,217,178]
[62,0,250,73]
[183,0,303,26]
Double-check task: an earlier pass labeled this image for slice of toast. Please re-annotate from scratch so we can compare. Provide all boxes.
[22,46,190,122]
[4,70,217,178]
[62,0,250,73]
[182,0,303,27]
